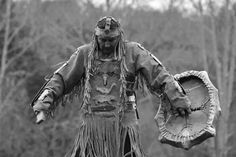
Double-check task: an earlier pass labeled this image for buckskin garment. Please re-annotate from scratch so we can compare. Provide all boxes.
[36,40,191,157]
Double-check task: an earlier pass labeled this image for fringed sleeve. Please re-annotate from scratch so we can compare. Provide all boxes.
[31,47,86,118]
[40,46,87,109]
[133,43,190,108]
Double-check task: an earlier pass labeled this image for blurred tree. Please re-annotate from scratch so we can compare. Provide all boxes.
[0,0,46,108]
[1,0,234,157]
[190,0,208,71]
[208,1,235,157]
[0,0,48,156]
[189,0,236,157]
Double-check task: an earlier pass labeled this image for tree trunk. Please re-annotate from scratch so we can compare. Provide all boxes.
[200,13,208,71]
[0,0,11,104]
[213,1,236,157]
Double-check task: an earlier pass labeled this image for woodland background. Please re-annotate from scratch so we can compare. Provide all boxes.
[0,0,236,157]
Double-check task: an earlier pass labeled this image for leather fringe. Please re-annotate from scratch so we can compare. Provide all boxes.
[66,114,145,157]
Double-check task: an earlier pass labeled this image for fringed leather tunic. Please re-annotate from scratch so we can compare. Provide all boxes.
[44,41,190,157]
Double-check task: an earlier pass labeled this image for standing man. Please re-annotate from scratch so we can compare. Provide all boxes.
[32,16,191,157]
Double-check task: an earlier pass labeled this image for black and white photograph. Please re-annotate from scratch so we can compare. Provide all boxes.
[1,0,235,157]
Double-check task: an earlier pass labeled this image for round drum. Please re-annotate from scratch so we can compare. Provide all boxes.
[155,71,221,150]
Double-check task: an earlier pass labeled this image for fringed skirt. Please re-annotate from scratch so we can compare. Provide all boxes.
[65,110,146,157]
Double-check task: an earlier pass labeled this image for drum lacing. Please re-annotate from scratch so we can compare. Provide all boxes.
[185,84,210,111]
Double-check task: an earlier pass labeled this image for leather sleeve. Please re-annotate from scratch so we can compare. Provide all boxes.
[43,48,85,100]
[134,43,190,108]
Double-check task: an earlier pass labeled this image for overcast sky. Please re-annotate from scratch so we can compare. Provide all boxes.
[19,0,233,12]
[91,0,227,11]
[92,0,173,9]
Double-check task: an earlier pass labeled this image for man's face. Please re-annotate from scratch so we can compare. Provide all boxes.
[97,36,119,54]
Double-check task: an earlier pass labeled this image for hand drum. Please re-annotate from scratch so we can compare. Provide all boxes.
[155,71,221,150]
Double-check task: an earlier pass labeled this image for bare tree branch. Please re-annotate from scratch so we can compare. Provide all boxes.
[2,70,37,105]
[6,32,46,69]
[222,1,231,106]
[43,16,76,50]
[191,0,209,71]
[228,17,236,105]
[63,11,86,44]
[190,0,202,13]
[0,0,12,103]
[7,13,28,46]
[0,17,6,31]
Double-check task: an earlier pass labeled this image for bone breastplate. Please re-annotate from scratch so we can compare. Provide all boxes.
[88,58,122,113]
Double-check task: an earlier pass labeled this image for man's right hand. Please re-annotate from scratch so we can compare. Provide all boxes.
[33,100,50,124]
[35,110,47,124]
[32,89,54,124]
